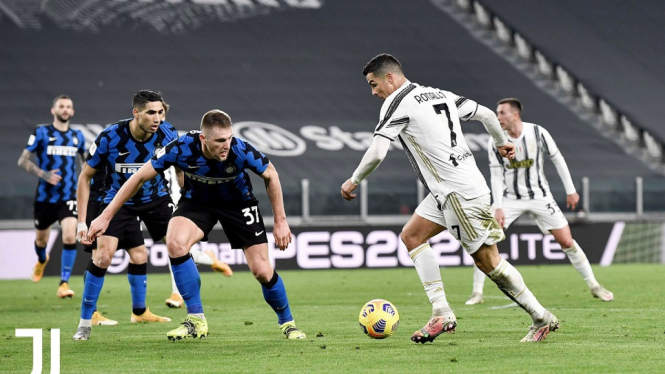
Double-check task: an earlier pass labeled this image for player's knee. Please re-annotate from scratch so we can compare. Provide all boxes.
[34,238,48,248]
[93,252,113,268]
[558,238,574,249]
[400,231,423,251]
[166,236,190,257]
[62,234,76,245]
[251,265,273,283]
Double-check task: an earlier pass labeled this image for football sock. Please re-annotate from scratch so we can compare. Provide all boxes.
[488,258,545,321]
[189,248,213,266]
[167,261,179,294]
[128,263,147,315]
[60,243,77,283]
[563,240,599,289]
[261,271,293,325]
[472,265,486,294]
[35,242,47,264]
[409,243,451,313]
[170,254,203,314]
[81,261,106,320]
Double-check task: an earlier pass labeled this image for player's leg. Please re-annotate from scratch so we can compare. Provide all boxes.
[550,226,614,301]
[243,242,305,339]
[73,235,119,340]
[402,194,456,344]
[190,242,233,277]
[125,241,171,323]
[165,212,210,340]
[57,215,78,298]
[466,198,523,305]
[31,202,56,282]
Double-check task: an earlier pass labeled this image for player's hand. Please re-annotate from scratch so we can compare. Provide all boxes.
[87,214,110,242]
[566,193,579,210]
[498,143,516,160]
[341,179,359,201]
[273,219,292,251]
[494,208,506,228]
[76,222,92,245]
[41,169,62,185]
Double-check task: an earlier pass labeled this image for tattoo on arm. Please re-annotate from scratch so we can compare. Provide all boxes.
[18,151,44,179]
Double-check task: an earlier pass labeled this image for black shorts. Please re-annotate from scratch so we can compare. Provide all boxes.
[34,199,78,230]
[102,195,173,244]
[173,198,268,248]
[84,198,142,252]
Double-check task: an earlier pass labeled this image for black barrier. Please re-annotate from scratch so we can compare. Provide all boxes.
[42,222,617,276]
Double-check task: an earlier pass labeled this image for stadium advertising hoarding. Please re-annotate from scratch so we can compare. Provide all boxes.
[2,222,623,279]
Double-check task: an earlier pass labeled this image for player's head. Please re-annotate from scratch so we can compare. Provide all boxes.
[363,54,406,100]
[496,97,522,128]
[51,94,74,123]
[132,90,165,134]
[200,109,233,161]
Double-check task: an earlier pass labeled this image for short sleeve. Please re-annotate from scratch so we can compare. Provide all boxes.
[451,94,479,121]
[374,106,409,141]
[25,127,42,153]
[240,140,269,174]
[151,138,179,173]
[76,131,86,155]
[86,133,108,170]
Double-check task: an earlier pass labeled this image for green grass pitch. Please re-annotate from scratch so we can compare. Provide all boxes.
[1,264,664,373]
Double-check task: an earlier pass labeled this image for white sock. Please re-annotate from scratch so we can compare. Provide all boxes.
[472,265,486,294]
[78,319,92,328]
[488,258,546,321]
[409,243,452,315]
[190,313,205,320]
[563,240,599,289]
[190,248,213,266]
[167,261,179,294]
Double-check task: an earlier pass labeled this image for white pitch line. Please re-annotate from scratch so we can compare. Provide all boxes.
[489,303,518,310]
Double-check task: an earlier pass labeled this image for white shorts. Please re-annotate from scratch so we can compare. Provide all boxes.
[501,196,568,234]
[415,193,505,255]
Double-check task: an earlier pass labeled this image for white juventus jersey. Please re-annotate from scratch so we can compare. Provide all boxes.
[488,122,559,199]
[375,81,490,201]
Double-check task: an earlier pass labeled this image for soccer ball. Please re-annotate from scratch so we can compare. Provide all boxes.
[358,299,399,339]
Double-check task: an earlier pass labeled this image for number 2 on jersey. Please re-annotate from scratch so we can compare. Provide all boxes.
[433,103,457,147]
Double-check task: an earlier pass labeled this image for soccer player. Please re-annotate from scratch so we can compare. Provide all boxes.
[465,98,614,305]
[341,54,558,343]
[18,95,85,298]
[159,100,234,309]
[86,109,306,341]
[73,90,174,340]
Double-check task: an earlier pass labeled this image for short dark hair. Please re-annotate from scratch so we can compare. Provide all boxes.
[133,90,164,110]
[497,98,523,113]
[362,53,404,77]
[200,109,232,132]
[52,94,72,107]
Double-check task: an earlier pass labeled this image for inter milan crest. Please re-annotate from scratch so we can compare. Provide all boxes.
[225,165,236,174]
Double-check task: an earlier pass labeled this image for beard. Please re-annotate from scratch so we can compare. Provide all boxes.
[55,114,71,123]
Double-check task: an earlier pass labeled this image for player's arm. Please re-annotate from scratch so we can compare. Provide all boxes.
[174,166,185,188]
[17,149,61,185]
[470,105,515,160]
[87,162,159,241]
[76,164,97,244]
[260,162,292,251]
[341,135,391,201]
[487,137,507,226]
[542,130,578,209]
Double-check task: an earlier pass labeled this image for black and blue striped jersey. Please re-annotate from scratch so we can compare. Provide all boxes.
[25,124,86,203]
[86,119,178,205]
[151,131,269,204]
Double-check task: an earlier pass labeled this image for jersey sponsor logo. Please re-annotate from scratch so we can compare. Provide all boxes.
[506,158,535,169]
[413,91,445,104]
[46,145,78,156]
[185,172,236,185]
[115,163,145,174]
